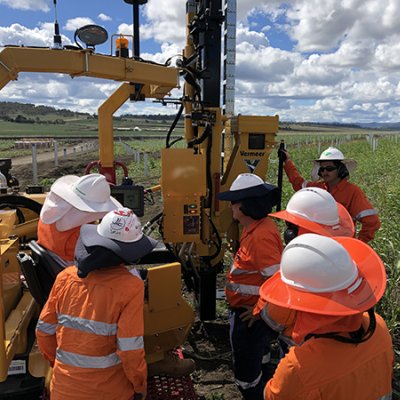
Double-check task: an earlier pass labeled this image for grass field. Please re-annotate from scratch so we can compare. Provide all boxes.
[2,121,399,396]
[269,134,400,394]
[0,116,184,137]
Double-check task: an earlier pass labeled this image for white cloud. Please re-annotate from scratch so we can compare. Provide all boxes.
[98,13,111,22]
[2,0,400,123]
[0,0,49,12]
[0,23,71,47]
[64,18,95,32]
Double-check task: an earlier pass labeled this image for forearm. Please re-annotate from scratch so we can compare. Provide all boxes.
[357,214,381,243]
[284,160,306,191]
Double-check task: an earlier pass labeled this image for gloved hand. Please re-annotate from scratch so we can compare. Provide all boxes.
[278,147,287,162]
[133,391,147,400]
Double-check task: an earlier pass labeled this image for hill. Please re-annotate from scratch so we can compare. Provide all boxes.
[1,101,399,130]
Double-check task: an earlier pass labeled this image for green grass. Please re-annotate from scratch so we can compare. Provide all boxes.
[0,117,184,137]
[267,135,400,393]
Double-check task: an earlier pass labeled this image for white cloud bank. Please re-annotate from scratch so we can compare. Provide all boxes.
[0,0,400,123]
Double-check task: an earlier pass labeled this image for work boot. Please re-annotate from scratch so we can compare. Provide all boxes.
[148,350,196,377]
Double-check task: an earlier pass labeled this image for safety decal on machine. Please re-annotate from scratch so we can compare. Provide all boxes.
[8,359,26,375]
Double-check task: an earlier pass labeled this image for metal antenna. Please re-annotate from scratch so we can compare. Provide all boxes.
[53,0,62,49]
[123,0,148,58]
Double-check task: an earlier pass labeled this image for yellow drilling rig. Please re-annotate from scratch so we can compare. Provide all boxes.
[0,0,280,397]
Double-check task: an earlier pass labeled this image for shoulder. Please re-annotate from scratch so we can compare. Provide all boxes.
[110,267,144,290]
[55,265,76,282]
[339,179,363,193]
[258,217,282,236]
[374,313,392,346]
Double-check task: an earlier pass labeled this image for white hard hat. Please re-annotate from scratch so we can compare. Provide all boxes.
[259,234,386,316]
[80,207,158,264]
[50,174,121,213]
[97,207,143,243]
[286,187,339,226]
[318,147,346,161]
[218,173,278,202]
[311,147,357,181]
[269,187,355,237]
[280,234,358,293]
[230,173,264,190]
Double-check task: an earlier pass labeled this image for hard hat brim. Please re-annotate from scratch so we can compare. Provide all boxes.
[80,224,158,264]
[269,202,354,238]
[218,183,278,202]
[260,237,386,316]
[51,175,121,213]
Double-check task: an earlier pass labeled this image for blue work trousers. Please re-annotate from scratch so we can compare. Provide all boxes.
[229,308,277,400]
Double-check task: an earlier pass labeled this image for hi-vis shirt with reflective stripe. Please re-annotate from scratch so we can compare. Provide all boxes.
[36,313,144,369]
[284,159,381,243]
[36,265,147,400]
[225,217,283,308]
[264,313,393,400]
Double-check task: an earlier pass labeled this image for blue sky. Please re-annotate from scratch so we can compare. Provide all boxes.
[1,0,400,123]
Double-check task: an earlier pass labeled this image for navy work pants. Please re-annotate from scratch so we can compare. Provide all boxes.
[229,308,278,400]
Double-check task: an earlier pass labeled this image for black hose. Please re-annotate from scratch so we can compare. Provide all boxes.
[166,103,184,148]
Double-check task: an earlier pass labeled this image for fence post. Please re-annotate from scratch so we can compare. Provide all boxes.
[32,143,38,184]
[144,153,148,177]
[54,140,59,167]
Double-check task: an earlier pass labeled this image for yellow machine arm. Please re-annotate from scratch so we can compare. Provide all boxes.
[0,47,179,96]
[0,45,180,183]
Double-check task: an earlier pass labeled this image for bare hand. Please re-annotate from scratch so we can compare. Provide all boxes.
[239,306,260,328]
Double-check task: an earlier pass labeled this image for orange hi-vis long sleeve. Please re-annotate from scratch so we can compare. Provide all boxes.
[225,217,283,309]
[264,313,393,400]
[37,220,80,262]
[284,160,381,243]
[36,265,147,400]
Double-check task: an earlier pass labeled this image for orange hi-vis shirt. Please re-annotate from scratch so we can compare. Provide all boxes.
[264,313,393,400]
[284,160,381,243]
[253,300,296,345]
[37,220,80,262]
[225,217,283,309]
[36,265,147,400]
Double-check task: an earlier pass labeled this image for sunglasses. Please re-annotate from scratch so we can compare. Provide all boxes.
[318,166,338,173]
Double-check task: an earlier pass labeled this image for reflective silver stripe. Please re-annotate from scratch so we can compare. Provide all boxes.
[117,336,144,351]
[36,320,57,335]
[230,265,258,275]
[260,307,285,333]
[301,181,310,188]
[278,334,296,347]
[230,264,279,277]
[56,348,121,369]
[58,313,117,336]
[262,352,271,364]
[260,264,279,277]
[225,282,260,295]
[355,208,378,221]
[379,394,392,400]
[235,371,262,390]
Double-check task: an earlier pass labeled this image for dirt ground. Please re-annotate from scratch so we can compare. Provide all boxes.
[10,154,243,400]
